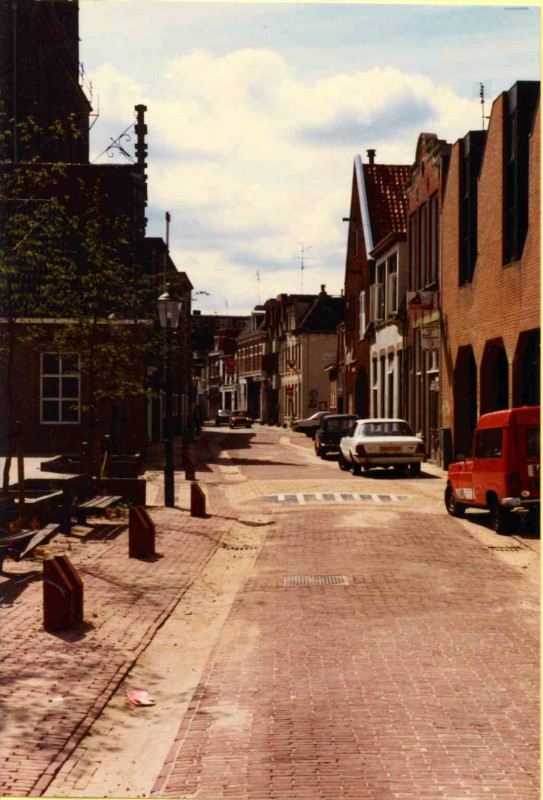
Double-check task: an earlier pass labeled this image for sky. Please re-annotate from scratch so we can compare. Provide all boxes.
[79,2,540,315]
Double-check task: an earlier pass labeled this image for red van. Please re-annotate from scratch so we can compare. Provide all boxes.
[445,406,540,534]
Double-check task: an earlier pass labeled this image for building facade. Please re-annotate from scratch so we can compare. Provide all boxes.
[440,81,540,463]
[405,133,451,461]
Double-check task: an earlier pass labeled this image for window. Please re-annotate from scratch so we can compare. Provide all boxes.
[429,194,439,285]
[372,359,378,417]
[409,215,417,291]
[527,429,540,458]
[41,354,80,424]
[359,290,366,339]
[459,133,485,285]
[361,421,414,437]
[503,82,539,265]
[380,356,386,417]
[386,254,398,317]
[387,354,394,417]
[475,428,503,459]
[419,204,427,287]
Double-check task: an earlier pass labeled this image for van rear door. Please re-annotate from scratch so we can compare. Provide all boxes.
[515,409,540,501]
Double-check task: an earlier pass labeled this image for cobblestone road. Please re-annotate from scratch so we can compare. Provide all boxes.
[154,427,539,800]
[1,426,539,799]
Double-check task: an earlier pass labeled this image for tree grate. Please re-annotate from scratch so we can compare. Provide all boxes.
[283,575,350,587]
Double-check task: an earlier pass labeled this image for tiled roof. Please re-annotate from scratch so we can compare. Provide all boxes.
[363,164,411,245]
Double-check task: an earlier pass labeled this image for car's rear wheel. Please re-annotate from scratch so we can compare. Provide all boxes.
[410,462,422,477]
[395,464,409,474]
[351,459,362,476]
[488,496,515,535]
[338,452,350,471]
[445,484,465,517]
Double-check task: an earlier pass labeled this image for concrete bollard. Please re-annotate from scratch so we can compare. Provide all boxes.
[190,482,206,518]
[185,454,196,481]
[43,555,84,632]
[129,506,156,559]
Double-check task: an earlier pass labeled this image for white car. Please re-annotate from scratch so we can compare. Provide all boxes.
[338,418,425,476]
[292,411,330,436]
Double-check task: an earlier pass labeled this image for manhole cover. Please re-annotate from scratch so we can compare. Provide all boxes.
[283,575,350,587]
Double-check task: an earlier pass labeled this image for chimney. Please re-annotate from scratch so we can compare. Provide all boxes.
[320,284,326,294]
[367,149,376,165]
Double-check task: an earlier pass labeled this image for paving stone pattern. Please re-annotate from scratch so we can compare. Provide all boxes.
[153,503,539,799]
[0,507,232,797]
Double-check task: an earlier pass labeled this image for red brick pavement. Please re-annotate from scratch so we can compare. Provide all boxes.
[0,502,234,797]
[153,500,539,799]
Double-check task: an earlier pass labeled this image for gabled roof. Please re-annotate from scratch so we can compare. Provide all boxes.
[353,156,410,259]
[298,293,344,334]
[362,163,411,247]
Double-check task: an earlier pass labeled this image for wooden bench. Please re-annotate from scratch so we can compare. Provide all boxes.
[74,495,123,524]
[0,523,60,570]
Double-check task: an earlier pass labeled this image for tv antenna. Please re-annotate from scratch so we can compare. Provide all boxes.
[256,270,261,303]
[296,243,315,292]
[479,83,491,130]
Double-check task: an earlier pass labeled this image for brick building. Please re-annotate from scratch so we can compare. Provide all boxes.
[278,288,343,426]
[0,0,193,459]
[340,152,410,418]
[236,307,266,419]
[405,133,451,461]
[440,81,540,463]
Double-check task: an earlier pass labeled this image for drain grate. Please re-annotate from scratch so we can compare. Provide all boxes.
[488,545,522,552]
[283,575,350,587]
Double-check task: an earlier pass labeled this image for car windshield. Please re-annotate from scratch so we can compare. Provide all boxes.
[360,421,414,437]
[310,412,326,420]
[325,418,357,432]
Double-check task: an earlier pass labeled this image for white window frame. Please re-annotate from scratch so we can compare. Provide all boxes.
[359,290,366,340]
[41,353,81,425]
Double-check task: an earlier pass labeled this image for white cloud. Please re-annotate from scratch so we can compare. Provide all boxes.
[90,48,486,313]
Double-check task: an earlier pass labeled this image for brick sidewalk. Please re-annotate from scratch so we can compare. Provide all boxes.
[0,465,234,797]
[153,504,539,799]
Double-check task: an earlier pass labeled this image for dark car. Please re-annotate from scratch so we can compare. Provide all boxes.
[215,409,231,426]
[229,410,253,429]
[315,414,358,458]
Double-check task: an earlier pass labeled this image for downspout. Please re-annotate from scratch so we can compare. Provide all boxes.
[11,0,18,161]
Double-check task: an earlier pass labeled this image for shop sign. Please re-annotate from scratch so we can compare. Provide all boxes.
[420,325,440,351]
[286,386,294,396]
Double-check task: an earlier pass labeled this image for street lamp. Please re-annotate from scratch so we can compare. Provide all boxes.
[158,286,182,508]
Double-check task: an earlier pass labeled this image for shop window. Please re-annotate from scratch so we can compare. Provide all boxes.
[41,354,80,424]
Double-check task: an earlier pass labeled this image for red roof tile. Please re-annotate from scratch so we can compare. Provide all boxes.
[363,164,410,245]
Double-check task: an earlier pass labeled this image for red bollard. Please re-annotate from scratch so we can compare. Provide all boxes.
[185,454,196,481]
[129,506,156,559]
[43,555,84,632]
[190,482,206,518]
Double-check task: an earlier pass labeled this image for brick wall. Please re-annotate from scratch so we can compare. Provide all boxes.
[441,89,540,456]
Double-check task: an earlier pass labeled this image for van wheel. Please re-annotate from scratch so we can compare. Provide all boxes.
[338,453,350,471]
[445,484,465,517]
[489,497,515,535]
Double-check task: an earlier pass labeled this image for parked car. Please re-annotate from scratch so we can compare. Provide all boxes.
[338,418,425,476]
[215,409,231,426]
[315,414,358,458]
[229,410,253,429]
[292,411,330,437]
[445,405,540,534]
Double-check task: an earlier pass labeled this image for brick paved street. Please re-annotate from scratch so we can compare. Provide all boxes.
[1,426,539,799]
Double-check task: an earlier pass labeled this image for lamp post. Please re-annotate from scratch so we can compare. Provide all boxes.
[158,286,182,508]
